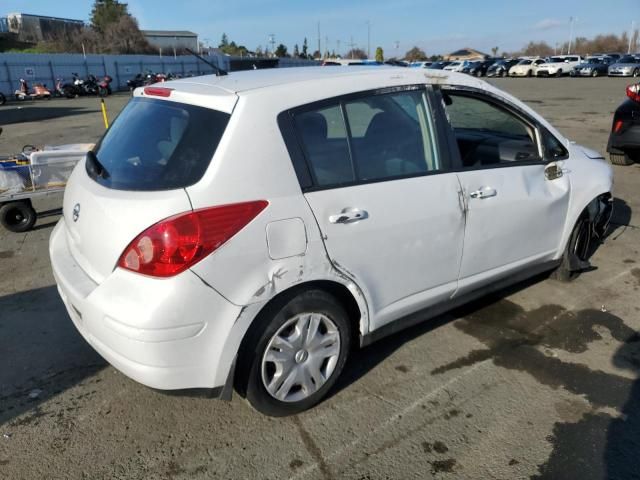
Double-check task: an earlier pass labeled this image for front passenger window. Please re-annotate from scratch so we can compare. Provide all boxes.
[442,92,541,168]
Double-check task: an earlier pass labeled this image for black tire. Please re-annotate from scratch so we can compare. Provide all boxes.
[610,152,634,166]
[527,69,533,77]
[592,70,599,77]
[0,93,5,105]
[634,69,639,78]
[500,70,506,77]
[0,201,37,233]
[551,214,593,282]
[556,69,563,78]
[98,86,108,97]
[238,289,352,416]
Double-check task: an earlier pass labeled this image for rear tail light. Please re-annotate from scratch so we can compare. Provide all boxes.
[118,200,268,277]
[626,84,640,103]
[613,119,625,133]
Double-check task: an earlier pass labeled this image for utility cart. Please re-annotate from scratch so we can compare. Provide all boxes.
[0,143,92,232]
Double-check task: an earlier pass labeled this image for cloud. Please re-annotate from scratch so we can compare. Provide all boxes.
[533,18,565,31]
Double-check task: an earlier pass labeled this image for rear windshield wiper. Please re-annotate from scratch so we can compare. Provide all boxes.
[86,150,110,179]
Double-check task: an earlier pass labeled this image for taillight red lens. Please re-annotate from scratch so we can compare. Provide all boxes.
[118,200,268,277]
[143,86,173,97]
[613,119,625,133]
[626,84,640,103]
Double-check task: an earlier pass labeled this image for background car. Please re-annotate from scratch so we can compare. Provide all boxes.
[486,58,520,77]
[607,83,640,165]
[427,61,452,69]
[509,58,546,77]
[462,58,499,77]
[443,60,467,72]
[536,55,582,77]
[608,55,640,77]
[571,56,614,77]
[409,61,433,68]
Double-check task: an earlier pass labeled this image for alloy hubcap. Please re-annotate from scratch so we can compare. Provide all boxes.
[261,313,341,403]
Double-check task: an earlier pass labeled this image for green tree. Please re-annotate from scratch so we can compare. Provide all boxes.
[302,37,308,58]
[404,46,427,62]
[90,0,128,33]
[375,46,384,62]
[219,33,229,48]
[293,43,300,57]
[275,43,288,57]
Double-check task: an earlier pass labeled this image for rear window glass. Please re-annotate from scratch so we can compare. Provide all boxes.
[90,97,230,191]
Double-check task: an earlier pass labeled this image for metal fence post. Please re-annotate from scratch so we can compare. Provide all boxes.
[48,61,55,90]
[114,61,120,90]
[102,56,107,76]
[4,61,13,92]
[181,61,185,75]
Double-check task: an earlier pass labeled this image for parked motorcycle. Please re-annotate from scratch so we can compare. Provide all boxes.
[14,79,51,100]
[97,75,113,97]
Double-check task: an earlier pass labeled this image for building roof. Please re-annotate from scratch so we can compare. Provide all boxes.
[7,12,84,23]
[447,48,489,58]
[142,30,198,37]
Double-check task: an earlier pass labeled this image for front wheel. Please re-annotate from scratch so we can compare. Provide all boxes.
[98,86,108,97]
[527,69,533,77]
[551,215,593,282]
[556,69,563,78]
[592,70,599,77]
[239,289,351,416]
[633,69,639,78]
[0,201,37,233]
[0,93,5,105]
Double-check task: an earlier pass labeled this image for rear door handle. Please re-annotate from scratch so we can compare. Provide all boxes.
[329,208,369,224]
[469,187,497,199]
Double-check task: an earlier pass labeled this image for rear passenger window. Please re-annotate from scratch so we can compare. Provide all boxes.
[292,89,440,188]
[293,106,354,186]
[442,92,541,168]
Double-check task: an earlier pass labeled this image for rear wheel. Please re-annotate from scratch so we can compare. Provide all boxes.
[239,289,351,416]
[0,201,37,233]
[634,69,639,78]
[527,69,533,77]
[610,152,634,166]
[0,92,5,105]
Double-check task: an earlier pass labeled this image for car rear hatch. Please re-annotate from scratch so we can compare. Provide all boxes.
[61,84,237,283]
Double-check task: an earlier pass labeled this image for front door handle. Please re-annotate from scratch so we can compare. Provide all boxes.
[469,187,497,199]
[329,208,369,224]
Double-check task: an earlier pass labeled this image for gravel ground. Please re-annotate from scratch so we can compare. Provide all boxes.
[0,76,639,480]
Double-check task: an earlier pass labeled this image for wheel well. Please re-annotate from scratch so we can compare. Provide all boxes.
[247,280,363,349]
[233,279,365,397]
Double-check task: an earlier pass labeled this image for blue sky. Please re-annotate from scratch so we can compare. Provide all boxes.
[5,0,639,56]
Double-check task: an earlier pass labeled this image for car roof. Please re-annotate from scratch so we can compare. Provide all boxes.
[164,66,468,96]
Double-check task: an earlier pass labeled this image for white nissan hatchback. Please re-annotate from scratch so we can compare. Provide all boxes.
[50,67,613,416]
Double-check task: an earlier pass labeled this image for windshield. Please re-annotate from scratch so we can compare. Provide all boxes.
[89,97,230,191]
[548,57,564,63]
[585,57,602,64]
[518,59,532,65]
[618,56,637,63]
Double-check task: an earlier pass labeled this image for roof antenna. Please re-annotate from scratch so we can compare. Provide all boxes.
[185,48,228,76]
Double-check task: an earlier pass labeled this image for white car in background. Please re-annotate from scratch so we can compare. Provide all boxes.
[509,57,546,77]
[536,55,583,77]
[443,61,467,72]
[50,66,613,416]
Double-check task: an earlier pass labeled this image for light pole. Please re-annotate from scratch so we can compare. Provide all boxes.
[567,17,576,55]
[366,20,371,59]
[628,20,636,54]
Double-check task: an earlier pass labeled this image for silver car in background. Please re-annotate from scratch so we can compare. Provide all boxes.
[608,55,640,77]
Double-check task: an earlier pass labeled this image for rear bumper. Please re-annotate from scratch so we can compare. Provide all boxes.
[607,125,640,153]
[49,220,243,390]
